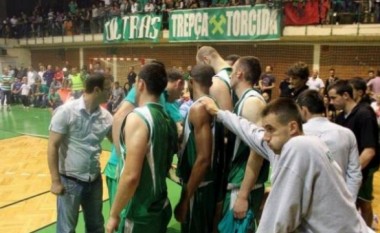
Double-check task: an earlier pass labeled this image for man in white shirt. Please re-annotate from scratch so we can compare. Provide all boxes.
[296,89,362,199]
[144,1,155,13]
[306,69,325,95]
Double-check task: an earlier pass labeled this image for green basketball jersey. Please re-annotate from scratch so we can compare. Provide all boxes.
[214,67,237,105]
[119,103,178,223]
[177,96,220,184]
[227,89,270,187]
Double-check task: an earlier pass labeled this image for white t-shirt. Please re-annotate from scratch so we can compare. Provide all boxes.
[307,77,325,91]
[20,84,31,95]
[27,71,37,86]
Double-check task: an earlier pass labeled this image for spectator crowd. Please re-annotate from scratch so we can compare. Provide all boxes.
[1,0,380,39]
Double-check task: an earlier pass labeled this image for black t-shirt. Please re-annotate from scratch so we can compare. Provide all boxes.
[279,80,292,97]
[335,102,380,175]
[127,71,136,88]
[291,85,308,101]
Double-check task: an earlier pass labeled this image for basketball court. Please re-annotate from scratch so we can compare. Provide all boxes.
[0,105,378,233]
[0,105,181,233]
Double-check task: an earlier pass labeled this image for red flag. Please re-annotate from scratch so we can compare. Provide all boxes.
[284,0,321,25]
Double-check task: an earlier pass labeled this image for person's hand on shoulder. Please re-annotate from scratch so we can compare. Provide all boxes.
[199,98,219,116]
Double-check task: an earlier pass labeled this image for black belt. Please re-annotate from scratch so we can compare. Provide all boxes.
[60,174,99,183]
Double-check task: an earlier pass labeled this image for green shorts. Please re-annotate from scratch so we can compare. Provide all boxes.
[357,168,376,202]
[121,201,172,233]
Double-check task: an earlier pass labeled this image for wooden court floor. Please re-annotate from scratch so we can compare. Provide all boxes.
[0,135,111,233]
[0,106,379,232]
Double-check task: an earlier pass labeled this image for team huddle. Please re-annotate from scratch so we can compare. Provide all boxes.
[48,46,380,233]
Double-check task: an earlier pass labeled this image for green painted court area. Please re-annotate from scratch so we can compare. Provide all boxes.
[0,105,181,233]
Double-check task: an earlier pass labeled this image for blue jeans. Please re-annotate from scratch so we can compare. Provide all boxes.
[57,175,104,233]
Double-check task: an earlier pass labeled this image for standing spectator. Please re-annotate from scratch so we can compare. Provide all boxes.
[0,67,14,110]
[323,95,337,122]
[120,0,132,16]
[325,68,339,94]
[55,11,64,35]
[43,65,55,88]
[91,4,100,33]
[183,65,192,79]
[123,81,129,96]
[259,65,276,99]
[20,77,31,108]
[11,77,22,104]
[144,0,155,13]
[69,67,84,99]
[351,77,372,105]
[68,0,79,15]
[131,0,141,13]
[183,65,192,92]
[10,15,18,38]
[54,66,64,85]
[287,61,309,100]
[370,93,380,144]
[93,61,104,74]
[375,0,380,23]
[80,8,91,34]
[35,12,44,36]
[366,69,375,82]
[38,65,46,85]
[27,66,39,95]
[297,89,362,200]
[47,8,55,36]
[109,2,121,18]
[19,12,29,38]
[98,2,106,33]
[48,73,113,233]
[81,65,90,81]
[104,67,114,82]
[306,69,325,95]
[367,69,380,96]
[63,16,74,36]
[176,0,185,9]
[107,81,124,113]
[127,66,137,89]
[103,0,112,7]
[329,80,380,228]
[62,68,70,89]
[279,76,292,97]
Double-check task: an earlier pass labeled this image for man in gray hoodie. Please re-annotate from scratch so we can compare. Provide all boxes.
[200,97,369,233]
